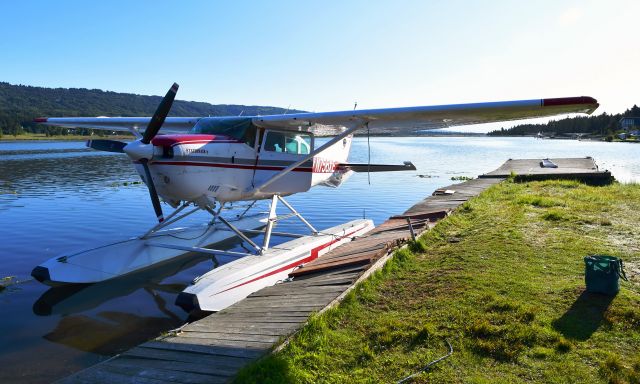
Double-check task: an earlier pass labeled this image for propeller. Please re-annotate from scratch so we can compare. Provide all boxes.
[142,83,178,144]
[129,82,179,223]
[70,83,179,223]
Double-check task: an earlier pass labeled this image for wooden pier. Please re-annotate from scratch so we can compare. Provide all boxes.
[58,158,609,384]
[479,157,612,184]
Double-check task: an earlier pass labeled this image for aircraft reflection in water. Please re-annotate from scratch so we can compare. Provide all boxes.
[32,251,210,354]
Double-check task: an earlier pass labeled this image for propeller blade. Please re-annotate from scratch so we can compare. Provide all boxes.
[140,159,164,223]
[86,139,127,153]
[142,83,179,144]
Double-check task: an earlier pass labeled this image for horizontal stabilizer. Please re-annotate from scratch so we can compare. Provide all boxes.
[340,161,416,172]
[86,139,126,153]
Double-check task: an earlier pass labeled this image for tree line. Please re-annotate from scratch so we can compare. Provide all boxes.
[488,105,640,137]
[0,82,298,136]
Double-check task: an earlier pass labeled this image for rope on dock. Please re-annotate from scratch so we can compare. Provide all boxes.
[396,338,453,384]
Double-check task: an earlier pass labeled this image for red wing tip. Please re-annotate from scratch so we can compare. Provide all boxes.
[34,117,48,123]
[171,83,179,91]
[542,96,598,107]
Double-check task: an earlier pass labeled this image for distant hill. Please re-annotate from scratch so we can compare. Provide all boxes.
[0,82,301,135]
[488,105,640,137]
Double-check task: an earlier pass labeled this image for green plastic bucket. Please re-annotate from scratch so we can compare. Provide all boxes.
[584,255,628,295]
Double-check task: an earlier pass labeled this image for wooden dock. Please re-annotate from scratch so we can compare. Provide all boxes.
[58,158,608,384]
[479,157,612,184]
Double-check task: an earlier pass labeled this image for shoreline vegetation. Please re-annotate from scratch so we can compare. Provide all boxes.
[1,131,639,142]
[0,132,134,141]
[1,82,637,142]
[488,105,640,143]
[235,179,640,383]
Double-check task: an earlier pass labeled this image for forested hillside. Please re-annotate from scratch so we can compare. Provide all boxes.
[488,105,640,137]
[0,82,298,135]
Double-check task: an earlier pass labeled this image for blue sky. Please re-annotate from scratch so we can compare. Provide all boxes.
[1,1,638,130]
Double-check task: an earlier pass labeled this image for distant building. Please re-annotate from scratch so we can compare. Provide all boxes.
[620,117,640,130]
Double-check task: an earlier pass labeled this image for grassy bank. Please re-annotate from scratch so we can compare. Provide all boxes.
[236,179,640,383]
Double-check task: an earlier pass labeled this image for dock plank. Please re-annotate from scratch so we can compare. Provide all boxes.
[122,347,251,367]
[107,357,237,378]
[97,362,224,384]
[140,341,266,359]
[177,331,281,343]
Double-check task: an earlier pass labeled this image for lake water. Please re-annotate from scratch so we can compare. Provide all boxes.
[0,137,638,382]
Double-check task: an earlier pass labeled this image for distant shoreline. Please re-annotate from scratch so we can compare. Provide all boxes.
[0,133,133,142]
[1,133,637,143]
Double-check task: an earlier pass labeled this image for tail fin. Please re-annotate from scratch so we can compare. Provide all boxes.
[338,161,416,172]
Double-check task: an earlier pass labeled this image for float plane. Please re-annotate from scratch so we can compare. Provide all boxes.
[31,83,598,312]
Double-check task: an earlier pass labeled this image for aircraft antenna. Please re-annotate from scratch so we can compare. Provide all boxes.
[283,105,291,115]
[353,101,358,110]
[238,110,244,116]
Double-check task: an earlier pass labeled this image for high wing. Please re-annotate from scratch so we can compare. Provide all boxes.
[34,117,200,134]
[252,97,598,135]
[36,96,598,136]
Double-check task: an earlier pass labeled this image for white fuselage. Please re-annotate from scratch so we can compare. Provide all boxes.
[136,130,353,206]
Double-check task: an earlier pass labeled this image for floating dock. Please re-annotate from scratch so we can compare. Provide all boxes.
[58,158,610,384]
[479,157,612,184]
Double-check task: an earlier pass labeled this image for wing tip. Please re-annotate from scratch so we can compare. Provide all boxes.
[542,96,597,106]
[542,96,599,115]
[34,117,48,123]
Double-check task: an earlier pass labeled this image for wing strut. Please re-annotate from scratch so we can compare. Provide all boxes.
[243,121,365,198]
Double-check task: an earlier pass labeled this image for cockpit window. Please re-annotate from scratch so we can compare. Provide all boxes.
[191,117,257,147]
[264,131,311,154]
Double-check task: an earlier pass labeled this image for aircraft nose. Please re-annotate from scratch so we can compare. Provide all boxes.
[31,266,51,283]
[123,140,154,161]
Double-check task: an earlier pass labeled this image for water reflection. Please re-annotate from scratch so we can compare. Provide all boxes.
[32,252,208,316]
[0,154,137,199]
[43,311,182,355]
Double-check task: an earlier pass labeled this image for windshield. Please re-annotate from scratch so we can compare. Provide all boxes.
[191,117,257,146]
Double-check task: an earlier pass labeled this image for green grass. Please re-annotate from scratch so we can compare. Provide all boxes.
[235,180,640,384]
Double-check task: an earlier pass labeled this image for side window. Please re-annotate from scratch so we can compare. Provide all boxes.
[265,131,285,152]
[297,135,311,154]
[285,137,298,154]
[264,131,312,155]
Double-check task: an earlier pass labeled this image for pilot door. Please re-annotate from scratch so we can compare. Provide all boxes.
[252,129,314,194]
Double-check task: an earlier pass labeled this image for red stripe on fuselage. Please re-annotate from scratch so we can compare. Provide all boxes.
[215,227,363,295]
[149,161,315,172]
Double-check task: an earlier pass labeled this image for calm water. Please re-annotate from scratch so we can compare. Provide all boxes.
[0,137,638,382]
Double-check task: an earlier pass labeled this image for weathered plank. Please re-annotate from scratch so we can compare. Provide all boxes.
[97,362,224,384]
[177,331,281,343]
[122,347,251,367]
[60,368,171,384]
[188,313,310,322]
[140,341,266,359]
[182,325,294,336]
[166,336,274,349]
[240,292,339,303]
[248,284,347,297]
[107,357,237,378]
